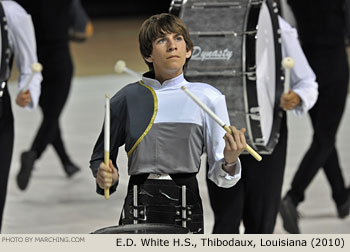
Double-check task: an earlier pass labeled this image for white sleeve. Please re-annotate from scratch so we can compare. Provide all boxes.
[279,16,318,116]
[3,1,42,110]
[205,94,241,188]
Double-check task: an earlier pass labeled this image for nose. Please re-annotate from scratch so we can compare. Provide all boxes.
[167,38,177,51]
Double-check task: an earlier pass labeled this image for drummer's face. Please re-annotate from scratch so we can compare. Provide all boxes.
[146,32,192,83]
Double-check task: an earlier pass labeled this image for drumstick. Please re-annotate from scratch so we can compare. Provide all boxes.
[281,57,295,94]
[181,86,262,162]
[114,60,142,78]
[23,63,43,92]
[104,94,110,200]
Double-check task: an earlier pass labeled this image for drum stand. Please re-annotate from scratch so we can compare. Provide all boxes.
[133,185,138,224]
[181,185,187,228]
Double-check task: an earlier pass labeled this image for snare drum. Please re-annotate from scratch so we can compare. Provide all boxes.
[171,0,284,154]
[121,179,203,234]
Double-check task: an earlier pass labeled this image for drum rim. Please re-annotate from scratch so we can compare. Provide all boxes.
[92,223,191,234]
[244,0,283,154]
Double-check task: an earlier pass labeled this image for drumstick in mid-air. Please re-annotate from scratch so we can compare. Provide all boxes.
[104,94,110,200]
[281,57,295,94]
[114,60,142,78]
[23,62,43,92]
[181,86,262,162]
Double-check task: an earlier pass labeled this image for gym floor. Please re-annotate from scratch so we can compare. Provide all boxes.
[4,17,350,234]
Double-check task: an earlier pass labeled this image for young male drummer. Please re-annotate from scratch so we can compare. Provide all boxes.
[89,13,246,233]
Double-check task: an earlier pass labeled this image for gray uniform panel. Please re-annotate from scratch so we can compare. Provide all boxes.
[128,123,204,175]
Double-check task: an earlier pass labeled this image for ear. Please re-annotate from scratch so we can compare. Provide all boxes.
[145,56,153,63]
[186,49,192,59]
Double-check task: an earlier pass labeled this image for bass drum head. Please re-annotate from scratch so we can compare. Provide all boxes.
[92,224,190,234]
[256,1,277,147]
[244,0,283,154]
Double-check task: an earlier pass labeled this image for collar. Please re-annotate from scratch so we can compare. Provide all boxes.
[141,72,188,91]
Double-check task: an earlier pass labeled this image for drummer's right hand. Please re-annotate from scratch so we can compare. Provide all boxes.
[16,90,31,107]
[96,160,119,189]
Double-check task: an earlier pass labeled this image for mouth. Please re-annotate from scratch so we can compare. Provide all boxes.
[167,55,180,59]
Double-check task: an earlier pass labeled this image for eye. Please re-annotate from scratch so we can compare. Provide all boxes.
[156,38,166,44]
[175,35,183,41]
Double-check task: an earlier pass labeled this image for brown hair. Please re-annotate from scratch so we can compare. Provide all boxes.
[138,13,193,71]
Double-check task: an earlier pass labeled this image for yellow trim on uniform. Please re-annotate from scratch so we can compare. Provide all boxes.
[127,81,158,156]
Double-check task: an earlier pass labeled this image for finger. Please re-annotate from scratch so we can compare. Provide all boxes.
[229,125,237,134]
[231,127,243,149]
[223,135,232,151]
[280,94,288,102]
[101,169,113,179]
[280,99,287,109]
[97,172,113,186]
[99,162,110,171]
[281,101,293,110]
[104,177,113,186]
[98,167,112,182]
[230,126,242,150]
[226,132,237,151]
[96,178,104,189]
[281,94,291,102]
[285,95,292,101]
[228,125,239,139]
[109,160,115,172]
[97,168,110,180]
[17,100,26,107]
[97,176,112,188]
[287,102,294,109]
[109,160,118,175]
[96,174,104,188]
[240,128,247,148]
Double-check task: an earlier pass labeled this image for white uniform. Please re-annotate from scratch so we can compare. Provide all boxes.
[3,0,42,109]
[279,16,318,116]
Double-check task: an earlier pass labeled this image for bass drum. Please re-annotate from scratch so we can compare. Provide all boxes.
[170,0,284,154]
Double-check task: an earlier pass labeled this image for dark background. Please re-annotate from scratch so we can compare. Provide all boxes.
[82,0,173,18]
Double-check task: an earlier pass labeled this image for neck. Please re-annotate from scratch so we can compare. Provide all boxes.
[155,69,183,84]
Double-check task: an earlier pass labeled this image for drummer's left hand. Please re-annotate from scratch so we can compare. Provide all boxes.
[223,126,246,175]
[280,90,301,110]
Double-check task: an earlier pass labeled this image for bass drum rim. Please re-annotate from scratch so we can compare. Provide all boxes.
[244,0,284,154]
